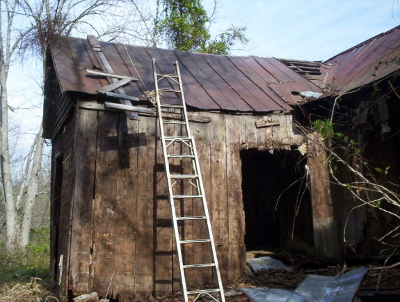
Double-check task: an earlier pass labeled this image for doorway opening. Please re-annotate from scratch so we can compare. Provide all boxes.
[240,148,313,251]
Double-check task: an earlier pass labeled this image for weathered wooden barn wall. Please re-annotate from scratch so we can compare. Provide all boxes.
[49,98,78,297]
[51,97,303,300]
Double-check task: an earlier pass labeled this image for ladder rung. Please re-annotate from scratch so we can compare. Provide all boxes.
[180,239,211,244]
[183,263,216,269]
[170,174,198,179]
[187,289,221,295]
[164,136,192,140]
[160,104,184,108]
[159,88,181,93]
[157,73,179,78]
[167,154,195,158]
[173,195,203,199]
[176,216,206,220]
[162,121,186,124]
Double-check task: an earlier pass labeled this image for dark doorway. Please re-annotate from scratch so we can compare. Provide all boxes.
[240,148,313,251]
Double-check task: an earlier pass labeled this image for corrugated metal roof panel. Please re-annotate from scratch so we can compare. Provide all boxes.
[50,36,322,113]
[324,25,400,94]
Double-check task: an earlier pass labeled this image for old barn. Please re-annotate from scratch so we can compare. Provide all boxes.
[44,25,400,301]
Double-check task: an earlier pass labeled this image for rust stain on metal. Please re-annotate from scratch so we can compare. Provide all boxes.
[49,36,322,113]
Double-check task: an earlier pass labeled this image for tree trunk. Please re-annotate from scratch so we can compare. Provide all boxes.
[0,70,18,250]
[19,124,45,248]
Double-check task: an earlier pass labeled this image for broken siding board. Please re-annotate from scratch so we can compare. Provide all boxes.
[91,110,120,297]
[178,52,241,111]
[69,107,98,294]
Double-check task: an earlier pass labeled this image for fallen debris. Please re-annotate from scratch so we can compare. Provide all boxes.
[73,292,99,302]
[240,267,368,302]
[247,256,291,274]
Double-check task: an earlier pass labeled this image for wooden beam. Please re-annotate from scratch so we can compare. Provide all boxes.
[87,35,138,120]
[86,69,138,81]
[79,101,211,123]
[105,102,154,114]
[97,77,135,93]
[255,121,280,128]
[307,132,340,261]
[104,92,139,102]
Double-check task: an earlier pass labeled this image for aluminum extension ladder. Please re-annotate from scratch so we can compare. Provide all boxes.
[152,58,225,302]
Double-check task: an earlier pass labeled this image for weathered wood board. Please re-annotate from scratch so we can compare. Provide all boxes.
[54,101,302,299]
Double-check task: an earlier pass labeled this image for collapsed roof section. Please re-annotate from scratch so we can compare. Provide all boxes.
[48,36,321,113]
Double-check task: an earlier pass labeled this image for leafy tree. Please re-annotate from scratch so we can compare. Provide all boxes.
[155,0,248,54]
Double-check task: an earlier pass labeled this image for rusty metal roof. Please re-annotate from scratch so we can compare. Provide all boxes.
[49,37,321,113]
[323,25,400,94]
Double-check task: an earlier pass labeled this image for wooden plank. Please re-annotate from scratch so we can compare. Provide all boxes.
[225,114,246,281]
[241,115,258,149]
[86,68,138,81]
[87,35,138,120]
[69,107,98,294]
[255,121,280,128]
[104,92,140,102]
[208,114,229,281]
[113,114,140,297]
[134,116,156,297]
[52,114,76,298]
[91,110,120,297]
[98,77,136,93]
[307,132,340,261]
[154,122,175,296]
[191,115,212,286]
[104,101,154,114]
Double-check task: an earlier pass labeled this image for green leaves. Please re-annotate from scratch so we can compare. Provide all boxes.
[311,119,334,139]
[155,0,247,54]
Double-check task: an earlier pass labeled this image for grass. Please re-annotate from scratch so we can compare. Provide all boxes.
[0,227,57,301]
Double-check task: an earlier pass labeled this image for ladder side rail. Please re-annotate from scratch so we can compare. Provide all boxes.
[174,61,225,301]
[152,58,189,301]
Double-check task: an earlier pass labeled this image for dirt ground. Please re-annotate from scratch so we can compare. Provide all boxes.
[159,250,400,301]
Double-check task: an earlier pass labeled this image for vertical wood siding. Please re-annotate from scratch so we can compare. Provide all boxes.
[64,101,302,299]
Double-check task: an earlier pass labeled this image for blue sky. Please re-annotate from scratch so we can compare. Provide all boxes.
[203,0,400,61]
[8,0,400,146]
